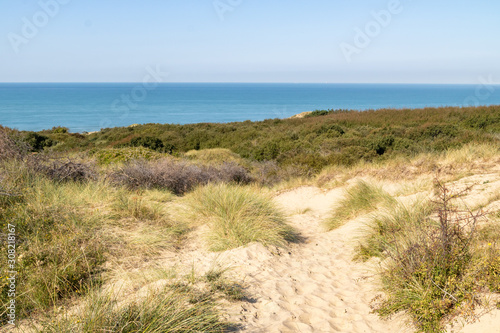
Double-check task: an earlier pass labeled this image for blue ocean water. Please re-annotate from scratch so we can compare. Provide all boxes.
[1,83,500,133]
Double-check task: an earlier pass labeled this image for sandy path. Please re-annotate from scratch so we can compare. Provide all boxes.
[156,186,409,332]
[226,186,410,332]
[227,183,500,332]
[158,182,500,332]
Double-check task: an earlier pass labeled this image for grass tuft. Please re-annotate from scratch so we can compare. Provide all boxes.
[325,180,395,230]
[355,198,435,261]
[183,183,298,251]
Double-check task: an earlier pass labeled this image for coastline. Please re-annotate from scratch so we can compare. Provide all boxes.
[3,83,500,133]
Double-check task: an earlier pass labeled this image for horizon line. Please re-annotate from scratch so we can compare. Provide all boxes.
[0,82,496,85]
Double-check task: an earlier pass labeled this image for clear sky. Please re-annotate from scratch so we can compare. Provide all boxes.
[1,0,499,83]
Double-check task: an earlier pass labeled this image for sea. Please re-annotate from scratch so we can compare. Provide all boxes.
[1,83,500,133]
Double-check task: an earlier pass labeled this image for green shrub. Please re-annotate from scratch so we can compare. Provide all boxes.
[370,183,500,332]
[24,132,54,152]
[315,123,345,136]
[306,110,329,117]
[90,147,167,165]
[328,146,378,166]
[51,126,69,134]
[11,105,500,176]
[253,139,282,161]
[130,136,168,152]
[366,135,394,155]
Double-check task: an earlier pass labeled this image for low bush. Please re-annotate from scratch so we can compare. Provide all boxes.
[252,160,283,186]
[369,182,500,332]
[0,126,29,161]
[110,158,252,195]
[215,162,254,184]
[130,136,174,153]
[306,110,329,117]
[27,156,98,183]
[51,126,69,134]
[183,183,298,251]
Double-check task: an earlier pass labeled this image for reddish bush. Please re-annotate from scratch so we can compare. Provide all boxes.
[111,159,253,195]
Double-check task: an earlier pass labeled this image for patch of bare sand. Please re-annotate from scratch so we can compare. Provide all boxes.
[288,111,312,119]
[449,311,500,333]
[223,186,410,333]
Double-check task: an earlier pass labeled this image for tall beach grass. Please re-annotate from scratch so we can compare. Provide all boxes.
[183,183,298,251]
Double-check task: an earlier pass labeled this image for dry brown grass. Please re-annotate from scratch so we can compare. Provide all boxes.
[317,143,500,188]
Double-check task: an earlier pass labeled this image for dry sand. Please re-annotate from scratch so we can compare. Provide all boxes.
[152,175,500,332]
[288,111,313,119]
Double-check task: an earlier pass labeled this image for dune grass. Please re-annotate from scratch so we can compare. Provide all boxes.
[183,183,298,251]
[316,143,500,190]
[441,142,500,165]
[0,157,188,324]
[324,180,395,230]
[355,198,435,261]
[38,284,231,333]
[1,113,499,330]
[0,165,109,322]
[36,261,246,333]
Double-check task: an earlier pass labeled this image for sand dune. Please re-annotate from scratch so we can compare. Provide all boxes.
[225,186,410,332]
[156,178,500,333]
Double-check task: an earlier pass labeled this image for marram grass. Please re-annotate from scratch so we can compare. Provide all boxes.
[355,198,435,261]
[184,183,298,251]
[324,180,395,230]
[38,284,230,333]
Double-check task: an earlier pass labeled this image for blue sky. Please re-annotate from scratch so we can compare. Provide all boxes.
[1,0,499,83]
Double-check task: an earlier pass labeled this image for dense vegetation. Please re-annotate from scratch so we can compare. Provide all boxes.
[25,105,500,175]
